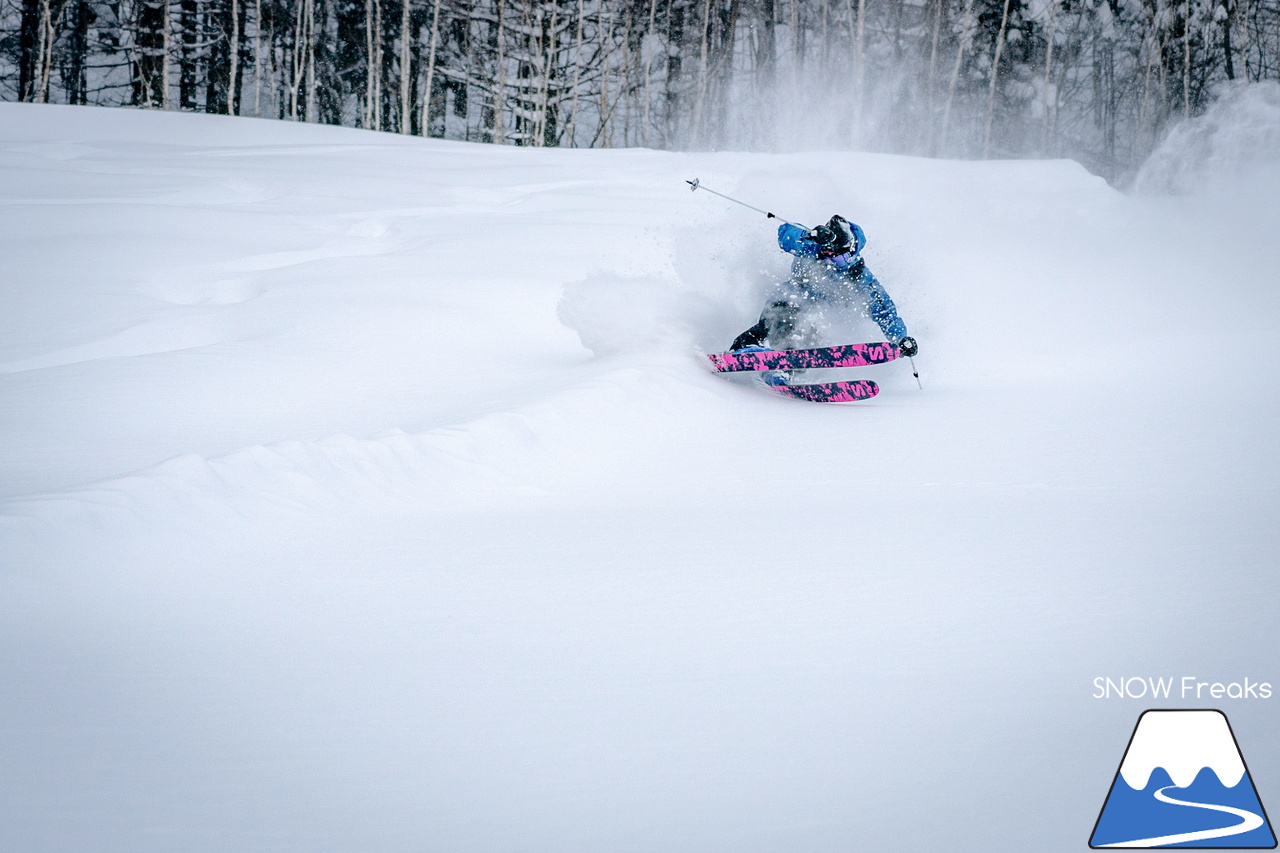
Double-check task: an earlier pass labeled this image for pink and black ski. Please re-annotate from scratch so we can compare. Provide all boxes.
[706,342,900,373]
[704,342,900,403]
[768,379,880,403]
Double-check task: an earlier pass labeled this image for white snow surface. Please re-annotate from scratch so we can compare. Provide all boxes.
[1119,711,1246,790]
[2,102,1280,853]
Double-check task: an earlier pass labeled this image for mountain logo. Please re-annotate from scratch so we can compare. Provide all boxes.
[1090,710,1276,848]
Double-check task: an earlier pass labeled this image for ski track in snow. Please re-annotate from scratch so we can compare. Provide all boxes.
[1099,786,1265,847]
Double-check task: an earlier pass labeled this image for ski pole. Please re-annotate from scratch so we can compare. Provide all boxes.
[908,356,922,389]
[686,179,808,230]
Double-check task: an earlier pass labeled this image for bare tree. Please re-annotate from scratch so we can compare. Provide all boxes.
[982,0,1013,156]
[5,0,1280,179]
[133,0,167,105]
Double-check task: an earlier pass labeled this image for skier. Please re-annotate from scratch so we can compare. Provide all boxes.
[730,214,917,383]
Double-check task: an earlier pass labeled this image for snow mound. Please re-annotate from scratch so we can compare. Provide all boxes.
[557,273,700,357]
[1133,81,1280,194]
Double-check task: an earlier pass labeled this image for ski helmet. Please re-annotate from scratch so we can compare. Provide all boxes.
[810,215,854,257]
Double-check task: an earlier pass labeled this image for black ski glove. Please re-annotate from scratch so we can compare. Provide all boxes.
[898,336,918,357]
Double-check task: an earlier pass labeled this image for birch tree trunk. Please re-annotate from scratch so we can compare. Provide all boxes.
[290,0,305,118]
[693,0,712,144]
[254,0,263,115]
[790,0,799,91]
[305,0,316,120]
[365,0,376,126]
[163,0,172,108]
[1183,0,1192,118]
[363,0,381,128]
[1138,26,1154,140]
[566,0,586,145]
[982,0,1013,157]
[1222,0,1236,78]
[854,0,866,130]
[374,0,384,128]
[596,4,613,146]
[1039,0,1059,153]
[35,0,53,102]
[820,0,829,71]
[940,0,976,151]
[1242,0,1254,80]
[138,0,170,106]
[229,0,241,114]
[621,0,634,145]
[289,0,315,119]
[492,0,506,143]
[642,0,658,146]
[422,0,442,136]
[134,0,169,107]
[1157,22,1169,125]
[925,0,944,151]
[400,0,413,132]
[713,0,739,143]
[546,5,561,146]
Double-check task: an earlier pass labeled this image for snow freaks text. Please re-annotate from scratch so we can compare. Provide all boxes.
[1093,677,1274,700]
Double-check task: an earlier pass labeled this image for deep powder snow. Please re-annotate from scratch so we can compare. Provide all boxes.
[2,101,1279,853]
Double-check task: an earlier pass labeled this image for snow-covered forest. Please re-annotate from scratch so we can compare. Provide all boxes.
[3,0,1279,178]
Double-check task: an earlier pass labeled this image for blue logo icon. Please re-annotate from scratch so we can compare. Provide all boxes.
[1091,710,1276,848]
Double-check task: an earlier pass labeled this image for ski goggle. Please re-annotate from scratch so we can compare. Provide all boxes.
[827,252,854,268]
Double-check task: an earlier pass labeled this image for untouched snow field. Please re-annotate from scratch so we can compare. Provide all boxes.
[2,102,1280,852]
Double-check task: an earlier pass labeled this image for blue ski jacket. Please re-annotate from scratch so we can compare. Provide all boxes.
[776,221,908,343]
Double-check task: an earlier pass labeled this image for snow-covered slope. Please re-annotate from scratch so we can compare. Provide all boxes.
[2,102,1279,853]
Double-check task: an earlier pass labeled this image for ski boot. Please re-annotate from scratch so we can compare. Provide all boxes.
[762,369,793,387]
